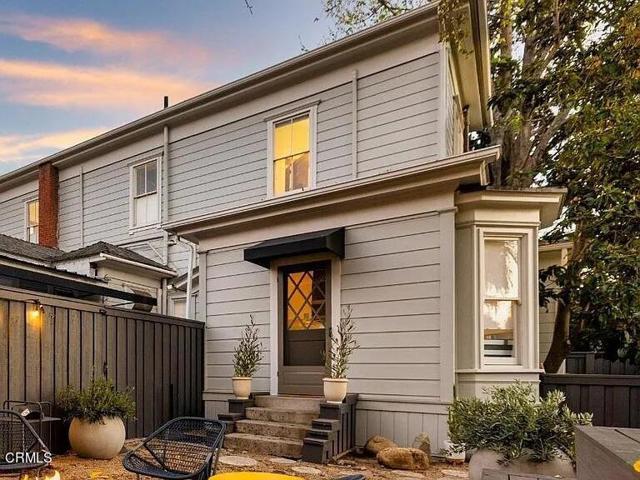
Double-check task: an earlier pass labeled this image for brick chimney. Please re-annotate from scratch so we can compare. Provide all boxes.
[38,162,59,248]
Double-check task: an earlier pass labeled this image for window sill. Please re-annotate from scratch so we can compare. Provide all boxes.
[269,186,314,200]
[129,223,162,235]
[457,367,544,374]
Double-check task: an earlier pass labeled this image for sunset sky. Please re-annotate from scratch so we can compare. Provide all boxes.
[0,0,331,173]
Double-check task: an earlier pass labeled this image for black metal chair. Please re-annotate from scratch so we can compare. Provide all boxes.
[0,409,51,474]
[123,417,225,480]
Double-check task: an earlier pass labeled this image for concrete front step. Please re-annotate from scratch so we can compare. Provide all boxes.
[224,432,303,459]
[254,395,322,412]
[236,419,309,440]
[246,407,318,425]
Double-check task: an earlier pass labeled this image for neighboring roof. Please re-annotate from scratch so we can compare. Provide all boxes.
[0,234,61,263]
[0,1,489,190]
[171,266,199,289]
[56,241,171,271]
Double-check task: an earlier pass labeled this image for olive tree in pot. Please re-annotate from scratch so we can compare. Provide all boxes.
[448,383,592,480]
[57,377,135,460]
[323,306,359,404]
[232,315,263,399]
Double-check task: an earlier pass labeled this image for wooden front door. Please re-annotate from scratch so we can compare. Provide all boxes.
[278,261,330,395]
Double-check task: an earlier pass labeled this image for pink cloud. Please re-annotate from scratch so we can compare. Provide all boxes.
[0,59,211,111]
[0,12,210,66]
[0,127,109,164]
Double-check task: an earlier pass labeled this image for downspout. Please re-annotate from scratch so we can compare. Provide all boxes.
[184,240,197,320]
[161,114,170,314]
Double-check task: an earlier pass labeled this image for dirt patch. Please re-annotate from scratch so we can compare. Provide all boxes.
[43,446,467,480]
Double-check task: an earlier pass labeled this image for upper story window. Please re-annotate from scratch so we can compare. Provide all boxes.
[482,237,521,363]
[131,159,159,228]
[268,107,316,197]
[25,199,39,243]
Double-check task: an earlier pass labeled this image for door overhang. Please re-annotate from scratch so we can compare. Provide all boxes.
[244,227,345,268]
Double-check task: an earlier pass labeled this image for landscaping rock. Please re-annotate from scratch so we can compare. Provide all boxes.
[365,435,398,455]
[218,455,258,467]
[268,457,297,465]
[412,433,432,463]
[291,465,323,475]
[376,447,430,471]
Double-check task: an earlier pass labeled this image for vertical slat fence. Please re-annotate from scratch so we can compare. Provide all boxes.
[0,286,204,447]
[541,373,640,428]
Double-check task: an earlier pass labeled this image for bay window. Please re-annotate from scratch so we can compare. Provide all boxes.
[482,237,521,363]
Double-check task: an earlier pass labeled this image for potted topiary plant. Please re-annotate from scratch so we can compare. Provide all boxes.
[323,306,359,404]
[232,315,263,399]
[448,383,592,480]
[57,376,135,460]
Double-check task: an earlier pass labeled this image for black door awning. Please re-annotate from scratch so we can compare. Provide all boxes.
[244,227,345,268]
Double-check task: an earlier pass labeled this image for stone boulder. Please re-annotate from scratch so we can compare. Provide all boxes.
[412,433,432,463]
[365,435,398,455]
[377,447,430,471]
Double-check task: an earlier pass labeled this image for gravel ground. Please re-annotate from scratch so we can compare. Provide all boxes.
[43,443,467,480]
[40,444,468,480]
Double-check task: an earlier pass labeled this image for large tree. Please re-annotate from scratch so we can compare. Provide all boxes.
[323,0,640,371]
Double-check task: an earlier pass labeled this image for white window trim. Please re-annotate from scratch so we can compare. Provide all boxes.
[129,157,161,233]
[478,228,530,368]
[266,106,318,199]
[23,197,39,243]
[268,252,341,395]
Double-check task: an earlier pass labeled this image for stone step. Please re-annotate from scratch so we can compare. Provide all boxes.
[246,407,318,425]
[236,419,309,440]
[254,395,322,412]
[224,432,303,459]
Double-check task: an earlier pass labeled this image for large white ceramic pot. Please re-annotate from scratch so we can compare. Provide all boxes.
[468,449,576,480]
[68,416,125,460]
[323,378,348,404]
[232,376,252,399]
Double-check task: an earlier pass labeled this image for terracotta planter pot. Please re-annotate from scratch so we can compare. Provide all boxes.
[323,378,348,404]
[468,449,575,480]
[68,417,125,460]
[232,376,252,399]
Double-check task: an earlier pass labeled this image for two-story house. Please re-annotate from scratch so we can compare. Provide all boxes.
[0,2,564,453]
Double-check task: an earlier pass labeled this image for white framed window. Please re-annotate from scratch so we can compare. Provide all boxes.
[25,199,39,243]
[267,106,317,198]
[130,159,159,229]
[480,234,524,365]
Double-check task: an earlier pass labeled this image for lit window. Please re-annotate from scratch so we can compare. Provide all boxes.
[272,114,311,196]
[26,199,39,243]
[483,238,520,361]
[132,160,158,227]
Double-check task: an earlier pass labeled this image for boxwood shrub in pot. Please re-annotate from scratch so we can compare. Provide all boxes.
[448,383,592,480]
[323,306,359,404]
[232,315,263,399]
[56,377,135,459]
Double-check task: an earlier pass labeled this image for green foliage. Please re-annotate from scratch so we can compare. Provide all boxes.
[325,305,359,378]
[56,377,135,424]
[448,383,592,463]
[541,3,640,366]
[233,314,264,377]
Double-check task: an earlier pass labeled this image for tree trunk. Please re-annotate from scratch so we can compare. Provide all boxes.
[544,297,572,372]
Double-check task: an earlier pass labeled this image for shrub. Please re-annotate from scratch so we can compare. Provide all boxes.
[448,383,592,463]
[233,314,263,377]
[56,377,135,424]
[325,305,359,379]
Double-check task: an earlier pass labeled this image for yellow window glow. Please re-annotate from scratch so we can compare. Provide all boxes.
[273,114,310,196]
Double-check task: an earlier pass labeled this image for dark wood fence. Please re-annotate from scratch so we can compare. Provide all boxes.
[541,373,640,428]
[0,286,204,444]
[566,351,640,375]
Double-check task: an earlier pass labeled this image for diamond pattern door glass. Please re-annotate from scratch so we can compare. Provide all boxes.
[285,268,327,331]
